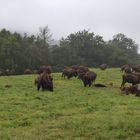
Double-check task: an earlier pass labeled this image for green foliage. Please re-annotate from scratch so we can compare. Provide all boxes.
[0,28,51,73]
[0,28,140,73]
[51,30,140,68]
[0,68,140,139]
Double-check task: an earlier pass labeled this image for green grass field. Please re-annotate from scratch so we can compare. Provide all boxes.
[0,68,140,140]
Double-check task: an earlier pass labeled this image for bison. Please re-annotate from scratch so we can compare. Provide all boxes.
[121,85,138,95]
[38,65,52,74]
[121,64,129,72]
[132,65,140,73]
[81,71,97,87]
[123,66,132,74]
[24,69,32,74]
[120,73,140,88]
[62,68,77,79]
[100,64,107,70]
[35,71,53,91]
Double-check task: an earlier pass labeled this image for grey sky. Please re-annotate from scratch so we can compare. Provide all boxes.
[0,0,140,49]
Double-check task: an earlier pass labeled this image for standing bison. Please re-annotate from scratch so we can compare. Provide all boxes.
[80,71,97,87]
[24,69,32,74]
[120,73,140,88]
[62,68,77,79]
[35,71,53,91]
[121,64,129,72]
[132,65,140,73]
[100,64,107,70]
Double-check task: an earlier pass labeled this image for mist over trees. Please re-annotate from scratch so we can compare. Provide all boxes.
[0,27,139,73]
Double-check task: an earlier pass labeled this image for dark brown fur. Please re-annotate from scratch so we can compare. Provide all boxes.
[38,65,52,74]
[81,71,97,87]
[62,68,77,79]
[120,73,140,88]
[24,69,32,74]
[132,65,140,73]
[100,64,107,70]
[35,71,53,91]
[121,85,138,95]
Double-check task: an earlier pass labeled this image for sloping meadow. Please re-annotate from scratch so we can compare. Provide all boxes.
[0,68,140,140]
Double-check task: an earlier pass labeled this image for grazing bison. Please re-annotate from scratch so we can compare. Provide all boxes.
[136,90,140,97]
[94,84,106,87]
[81,71,97,87]
[120,73,140,88]
[100,64,107,70]
[35,71,53,91]
[120,85,140,97]
[62,68,77,79]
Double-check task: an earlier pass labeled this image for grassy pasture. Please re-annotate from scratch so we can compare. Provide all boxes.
[0,68,140,140]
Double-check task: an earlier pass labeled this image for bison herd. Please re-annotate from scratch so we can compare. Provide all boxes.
[1,63,140,97]
[33,64,107,91]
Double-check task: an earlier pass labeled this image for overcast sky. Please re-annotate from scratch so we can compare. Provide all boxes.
[0,0,140,49]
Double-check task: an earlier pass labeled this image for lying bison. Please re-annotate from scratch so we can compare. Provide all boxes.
[24,69,32,74]
[121,85,138,95]
[71,65,79,70]
[123,67,132,74]
[120,73,140,88]
[35,71,53,91]
[121,85,140,97]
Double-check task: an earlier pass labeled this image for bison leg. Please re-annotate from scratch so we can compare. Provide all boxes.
[62,73,65,79]
[120,81,125,89]
[37,84,40,91]
[83,81,87,87]
[120,76,126,88]
[88,80,92,87]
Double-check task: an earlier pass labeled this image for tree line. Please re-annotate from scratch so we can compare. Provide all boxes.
[0,27,139,74]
